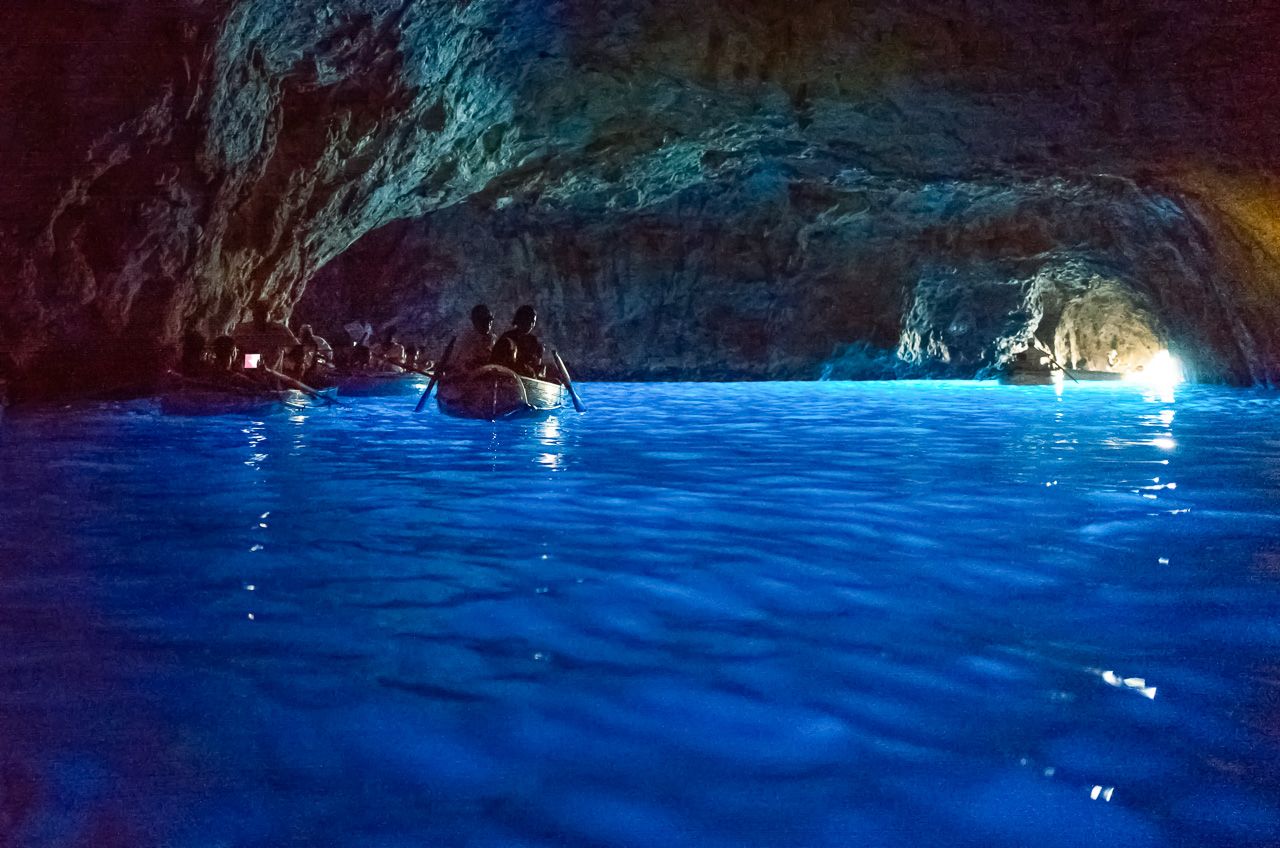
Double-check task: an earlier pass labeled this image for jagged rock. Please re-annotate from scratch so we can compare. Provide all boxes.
[300,171,1260,382]
[2,0,1279,394]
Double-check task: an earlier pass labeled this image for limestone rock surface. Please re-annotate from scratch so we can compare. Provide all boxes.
[2,0,1279,393]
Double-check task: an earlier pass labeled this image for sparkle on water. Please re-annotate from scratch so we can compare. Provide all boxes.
[1,381,1279,847]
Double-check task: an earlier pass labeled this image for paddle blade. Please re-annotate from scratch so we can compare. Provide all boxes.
[413,379,436,413]
[553,351,585,413]
[415,336,455,413]
[261,366,344,406]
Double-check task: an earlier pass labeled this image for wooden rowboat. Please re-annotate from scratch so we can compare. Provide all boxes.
[436,365,565,420]
[998,367,1125,385]
[159,388,305,416]
[1073,369,1125,382]
[999,368,1063,386]
[158,374,335,416]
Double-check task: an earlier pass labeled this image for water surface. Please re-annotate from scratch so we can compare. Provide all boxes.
[1,381,1278,847]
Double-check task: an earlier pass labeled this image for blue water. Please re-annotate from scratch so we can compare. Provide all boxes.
[1,381,1279,848]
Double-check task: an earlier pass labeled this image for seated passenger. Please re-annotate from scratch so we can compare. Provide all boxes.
[347,344,373,372]
[1013,339,1049,370]
[455,304,496,373]
[298,324,334,369]
[233,302,298,371]
[491,304,545,379]
[371,326,406,371]
[209,336,239,372]
[402,345,420,371]
[283,344,309,379]
[333,339,357,369]
[185,336,259,392]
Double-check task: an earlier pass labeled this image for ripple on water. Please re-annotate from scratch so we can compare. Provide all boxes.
[0,382,1278,846]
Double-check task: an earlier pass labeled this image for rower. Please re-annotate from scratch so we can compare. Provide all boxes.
[1013,338,1049,370]
[455,304,496,373]
[298,324,334,369]
[371,326,406,371]
[492,304,545,379]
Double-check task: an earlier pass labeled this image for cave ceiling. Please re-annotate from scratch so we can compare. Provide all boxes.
[2,0,1280,390]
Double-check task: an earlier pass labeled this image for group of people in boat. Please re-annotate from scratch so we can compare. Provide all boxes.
[454,303,548,379]
[174,300,555,394]
[332,321,430,375]
[1003,335,1133,384]
[176,302,428,390]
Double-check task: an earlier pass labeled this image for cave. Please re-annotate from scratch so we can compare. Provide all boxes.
[2,3,1280,846]
[1053,285,1163,373]
[2,0,1280,395]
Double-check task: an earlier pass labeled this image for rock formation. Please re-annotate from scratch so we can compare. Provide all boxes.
[300,169,1261,382]
[3,0,1279,394]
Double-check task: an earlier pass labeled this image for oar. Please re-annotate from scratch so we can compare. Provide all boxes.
[1032,337,1080,385]
[260,366,346,406]
[376,355,435,380]
[415,336,455,413]
[553,350,586,413]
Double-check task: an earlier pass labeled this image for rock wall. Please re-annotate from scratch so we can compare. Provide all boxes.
[3,0,1279,394]
[299,169,1267,381]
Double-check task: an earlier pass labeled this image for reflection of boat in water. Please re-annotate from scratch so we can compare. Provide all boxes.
[330,371,425,397]
[437,365,565,420]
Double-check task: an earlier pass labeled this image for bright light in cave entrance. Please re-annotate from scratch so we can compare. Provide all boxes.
[1124,350,1184,387]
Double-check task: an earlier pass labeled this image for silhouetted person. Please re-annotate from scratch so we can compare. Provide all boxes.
[333,337,357,369]
[455,304,496,373]
[233,302,298,371]
[180,332,242,383]
[180,330,207,376]
[348,344,372,371]
[284,344,308,378]
[182,336,260,392]
[298,324,333,369]
[1012,337,1050,371]
[492,305,545,378]
[210,336,239,372]
[372,326,406,371]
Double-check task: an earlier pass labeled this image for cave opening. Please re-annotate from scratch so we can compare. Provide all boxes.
[1050,285,1165,374]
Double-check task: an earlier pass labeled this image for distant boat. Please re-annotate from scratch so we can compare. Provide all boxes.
[1071,369,1124,382]
[158,375,334,415]
[159,388,307,416]
[436,365,565,420]
[998,366,1125,385]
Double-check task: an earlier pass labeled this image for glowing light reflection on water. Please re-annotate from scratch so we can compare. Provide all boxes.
[0,381,1278,847]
